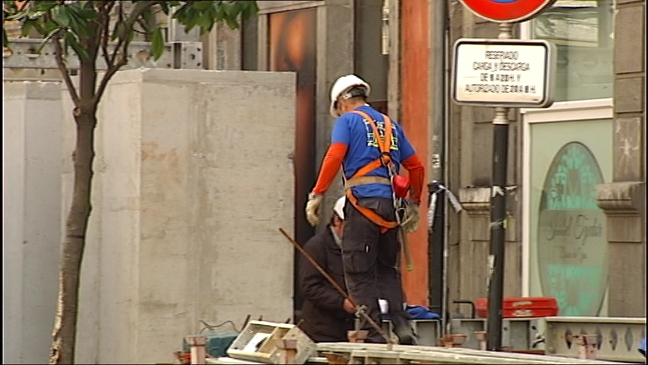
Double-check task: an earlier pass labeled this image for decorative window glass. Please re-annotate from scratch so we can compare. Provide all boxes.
[530,0,615,101]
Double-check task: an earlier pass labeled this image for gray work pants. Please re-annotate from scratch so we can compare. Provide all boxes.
[342,197,407,343]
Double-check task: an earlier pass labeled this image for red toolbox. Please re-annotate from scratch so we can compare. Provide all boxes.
[474,297,558,318]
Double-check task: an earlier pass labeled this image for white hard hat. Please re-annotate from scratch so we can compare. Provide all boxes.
[333,196,346,220]
[329,75,371,118]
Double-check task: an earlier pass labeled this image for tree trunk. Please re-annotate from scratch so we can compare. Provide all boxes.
[50,110,97,365]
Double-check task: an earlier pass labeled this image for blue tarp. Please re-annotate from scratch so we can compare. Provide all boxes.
[381,305,441,320]
[639,335,646,357]
[406,305,441,320]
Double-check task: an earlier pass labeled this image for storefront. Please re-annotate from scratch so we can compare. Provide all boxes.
[521,0,615,316]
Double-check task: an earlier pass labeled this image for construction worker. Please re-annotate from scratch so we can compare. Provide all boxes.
[305,74,425,345]
[299,197,355,342]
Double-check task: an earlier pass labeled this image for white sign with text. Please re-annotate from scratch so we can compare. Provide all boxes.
[452,39,555,108]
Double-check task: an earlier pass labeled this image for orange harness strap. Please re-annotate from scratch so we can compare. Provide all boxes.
[345,110,399,233]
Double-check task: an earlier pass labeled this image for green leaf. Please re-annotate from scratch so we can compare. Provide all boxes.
[159,2,171,15]
[65,32,90,60]
[242,2,259,20]
[197,13,214,34]
[230,1,243,17]
[218,2,232,18]
[150,26,164,60]
[21,19,35,37]
[171,3,191,22]
[111,20,126,41]
[171,1,259,32]
[51,6,71,28]
[32,1,58,13]
[36,27,61,53]
[5,12,27,21]
[74,8,98,20]
[225,16,239,30]
[67,10,91,39]
[2,28,9,48]
[192,1,213,11]
[42,21,59,35]
[183,14,200,33]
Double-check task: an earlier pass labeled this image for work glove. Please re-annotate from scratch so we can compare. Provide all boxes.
[305,193,324,227]
[400,202,420,233]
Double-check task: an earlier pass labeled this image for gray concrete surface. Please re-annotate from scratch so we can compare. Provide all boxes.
[59,69,297,364]
[3,81,62,364]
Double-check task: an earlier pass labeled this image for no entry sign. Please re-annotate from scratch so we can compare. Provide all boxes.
[459,0,558,23]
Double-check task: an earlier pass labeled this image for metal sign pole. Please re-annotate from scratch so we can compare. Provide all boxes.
[454,0,556,352]
[486,21,513,352]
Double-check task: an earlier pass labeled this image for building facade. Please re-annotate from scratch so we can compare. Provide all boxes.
[5,0,644,326]
[216,0,645,319]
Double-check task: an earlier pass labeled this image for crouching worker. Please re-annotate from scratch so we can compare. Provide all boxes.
[299,197,355,342]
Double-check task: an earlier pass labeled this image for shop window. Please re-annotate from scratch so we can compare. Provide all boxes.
[528,0,615,102]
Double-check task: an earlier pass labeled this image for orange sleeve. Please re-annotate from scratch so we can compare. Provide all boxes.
[402,154,425,204]
[312,142,348,195]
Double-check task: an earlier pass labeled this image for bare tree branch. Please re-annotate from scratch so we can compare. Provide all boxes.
[95,1,156,105]
[52,32,81,107]
[108,1,124,66]
[92,56,126,105]
[100,2,115,68]
[132,28,149,36]
[16,0,31,11]
[87,12,103,61]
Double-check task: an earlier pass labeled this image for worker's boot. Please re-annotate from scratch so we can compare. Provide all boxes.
[390,314,417,345]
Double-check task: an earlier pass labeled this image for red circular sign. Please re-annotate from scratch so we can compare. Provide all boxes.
[459,0,557,23]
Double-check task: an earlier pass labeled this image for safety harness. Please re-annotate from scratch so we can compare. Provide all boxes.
[343,110,404,233]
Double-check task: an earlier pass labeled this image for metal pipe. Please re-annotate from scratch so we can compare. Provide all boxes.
[278,228,394,346]
[427,182,444,319]
[486,22,513,352]
[440,0,451,337]
[428,0,449,335]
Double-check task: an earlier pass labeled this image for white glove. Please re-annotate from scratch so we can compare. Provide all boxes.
[305,193,324,227]
[400,202,420,233]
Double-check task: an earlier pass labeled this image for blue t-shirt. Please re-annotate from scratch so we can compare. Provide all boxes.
[331,105,416,200]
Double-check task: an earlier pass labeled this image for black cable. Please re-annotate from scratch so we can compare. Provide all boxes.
[199,319,240,334]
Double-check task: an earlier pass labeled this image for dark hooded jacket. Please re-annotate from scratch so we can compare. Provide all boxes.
[298,226,354,342]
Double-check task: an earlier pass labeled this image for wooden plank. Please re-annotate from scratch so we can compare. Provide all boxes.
[316,343,625,364]
[400,349,567,364]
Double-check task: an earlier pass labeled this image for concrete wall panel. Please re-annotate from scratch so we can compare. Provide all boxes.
[3,82,62,364]
[65,69,296,364]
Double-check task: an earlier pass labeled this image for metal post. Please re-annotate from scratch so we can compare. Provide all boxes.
[486,22,513,352]
[428,0,451,337]
[428,182,445,323]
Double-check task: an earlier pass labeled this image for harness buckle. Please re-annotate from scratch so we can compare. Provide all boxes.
[379,152,392,167]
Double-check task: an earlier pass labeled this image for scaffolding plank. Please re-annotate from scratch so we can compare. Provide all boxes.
[316,342,627,364]
[545,316,646,363]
